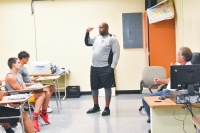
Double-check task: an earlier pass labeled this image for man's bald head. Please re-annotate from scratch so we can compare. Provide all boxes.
[99,22,109,36]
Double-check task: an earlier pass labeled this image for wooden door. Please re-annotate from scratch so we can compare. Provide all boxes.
[144,11,176,77]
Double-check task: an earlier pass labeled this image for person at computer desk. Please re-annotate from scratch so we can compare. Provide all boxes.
[5,57,51,132]
[142,47,192,133]
[0,80,35,133]
[18,51,54,113]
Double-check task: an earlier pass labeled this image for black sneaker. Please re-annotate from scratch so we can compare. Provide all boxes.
[102,110,110,116]
[86,107,100,113]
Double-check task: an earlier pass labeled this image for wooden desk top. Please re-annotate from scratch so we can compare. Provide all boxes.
[36,76,60,81]
[29,74,56,76]
[0,95,33,104]
[5,85,50,93]
[192,116,200,130]
[144,96,200,108]
[29,73,68,77]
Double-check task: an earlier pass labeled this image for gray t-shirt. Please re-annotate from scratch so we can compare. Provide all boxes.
[5,73,23,95]
[87,34,120,68]
[18,66,32,83]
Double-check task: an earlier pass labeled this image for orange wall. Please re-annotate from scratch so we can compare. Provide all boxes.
[149,18,176,77]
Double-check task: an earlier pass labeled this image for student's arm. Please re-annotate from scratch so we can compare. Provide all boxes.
[0,91,3,101]
[30,76,41,81]
[0,91,7,106]
[5,74,22,90]
[25,83,35,86]
[20,75,27,90]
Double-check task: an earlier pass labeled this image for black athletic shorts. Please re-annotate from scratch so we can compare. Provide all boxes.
[90,65,116,90]
[0,106,20,125]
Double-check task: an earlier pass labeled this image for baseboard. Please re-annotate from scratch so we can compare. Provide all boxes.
[52,90,140,97]
[116,90,140,94]
[81,90,140,95]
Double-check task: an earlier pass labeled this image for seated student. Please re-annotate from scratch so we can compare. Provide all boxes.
[18,51,54,113]
[5,57,50,132]
[0,81,35,133]
[142,47,192,133]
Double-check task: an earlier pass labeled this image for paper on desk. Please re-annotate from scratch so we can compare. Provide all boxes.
[8,94,32,100]
[25,83,44,90]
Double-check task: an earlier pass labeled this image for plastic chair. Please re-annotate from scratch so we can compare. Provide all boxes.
[139,66,167,114]
[140,66,167,94]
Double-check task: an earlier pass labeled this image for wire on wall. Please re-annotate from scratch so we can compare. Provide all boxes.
[31,0,38,61]
[31,0,54,61]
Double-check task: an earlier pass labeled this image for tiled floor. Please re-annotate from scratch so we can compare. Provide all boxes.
[40,93,150,133]
[0,92,151,133]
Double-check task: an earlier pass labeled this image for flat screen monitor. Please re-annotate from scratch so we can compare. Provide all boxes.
[28,61,52,74]
[170,64,200,96]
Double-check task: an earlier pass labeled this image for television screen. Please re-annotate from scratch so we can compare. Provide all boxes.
[170,64,200,95]
[28,61,52,74]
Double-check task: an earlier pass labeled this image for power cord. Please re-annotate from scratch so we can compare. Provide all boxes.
[173,106,188,133]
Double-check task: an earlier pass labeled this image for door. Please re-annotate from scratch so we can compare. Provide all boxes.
[144,11,176,77]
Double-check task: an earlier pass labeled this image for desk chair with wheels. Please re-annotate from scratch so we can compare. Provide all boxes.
[140,66,167,94]
[139,66,167,113]
[191,52,200,64]
[191,52,200,92]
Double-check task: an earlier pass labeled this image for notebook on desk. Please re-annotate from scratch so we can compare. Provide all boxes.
[28,61,52,74]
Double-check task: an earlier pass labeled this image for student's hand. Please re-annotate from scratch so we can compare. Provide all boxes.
[35,76,42,80]
[0,91,3,101]
[86,27,94,33]
[0,80,2,86]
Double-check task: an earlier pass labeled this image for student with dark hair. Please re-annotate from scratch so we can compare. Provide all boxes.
[5,57,50,132]
[18,51,54,113]
[0,80,35,133]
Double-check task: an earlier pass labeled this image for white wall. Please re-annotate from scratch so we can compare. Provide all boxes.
[174,0,200,52]
[0,0,146,92]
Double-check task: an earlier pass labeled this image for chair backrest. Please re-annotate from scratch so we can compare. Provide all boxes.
[191,52,200,64]
[142,66,167,88]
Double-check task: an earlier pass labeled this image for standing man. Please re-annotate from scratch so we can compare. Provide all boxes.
[84,22,120,116]
[18,51,54,113]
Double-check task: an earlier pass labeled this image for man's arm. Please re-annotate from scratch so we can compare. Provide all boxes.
[84,28,95,46]
[154,78,170,84]
[5,74,23,90]
[111,37,120,68]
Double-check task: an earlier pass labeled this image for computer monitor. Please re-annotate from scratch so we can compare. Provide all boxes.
[28,61,52,74]
[170,64,200,96]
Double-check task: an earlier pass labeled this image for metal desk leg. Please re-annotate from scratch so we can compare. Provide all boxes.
[55,79,62,109]
[53,80,59,113]
[196,127,199,133]
[27,101,32,119]
[63,74,67,100]
[19,105,25,133]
